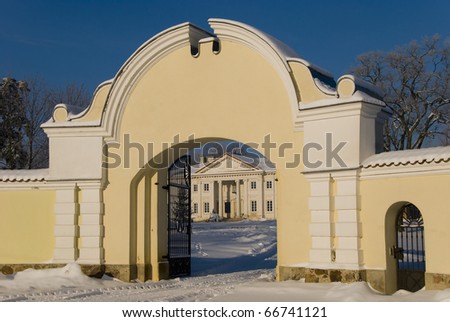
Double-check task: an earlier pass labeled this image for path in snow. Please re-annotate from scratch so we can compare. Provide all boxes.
[191,220,277,276]
[0,220,277,302]
[0,267,273,302]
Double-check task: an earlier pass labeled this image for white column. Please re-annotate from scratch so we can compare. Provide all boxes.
[244,179,249,215]
[305,173,333,264]
[53,185,78,262]
[218,180,223,219]
[77,183,104,264]
[223,182,231,218]
[235,179,241,218]
[273,177,277,219]
[198,180,203,217]
[333,170,362,268]
[210,180,216,213]
[259,176,264,219]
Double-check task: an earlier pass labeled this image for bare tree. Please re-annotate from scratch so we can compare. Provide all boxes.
[25,80,92,168]
[47,82,91,108]
[21,77,53,169]
[0,77,28,169]
[350,35,450,151]
[1,76,92,169]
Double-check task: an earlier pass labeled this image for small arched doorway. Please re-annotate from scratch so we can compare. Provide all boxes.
[393,203,426,292]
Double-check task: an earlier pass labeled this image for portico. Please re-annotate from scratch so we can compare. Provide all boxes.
[191,153,276,221]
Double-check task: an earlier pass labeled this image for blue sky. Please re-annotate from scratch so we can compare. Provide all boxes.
[1,0,449,94]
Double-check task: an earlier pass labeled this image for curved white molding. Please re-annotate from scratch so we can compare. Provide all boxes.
[208,18,300,124]
[102,22,213,142]
[287,57,334,79]
[61,19,306,141]
[69,79,113,121]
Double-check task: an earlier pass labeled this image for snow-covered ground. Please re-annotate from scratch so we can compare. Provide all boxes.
[1,220,450,302]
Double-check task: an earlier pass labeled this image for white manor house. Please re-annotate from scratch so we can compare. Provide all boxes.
[191,153,276,221]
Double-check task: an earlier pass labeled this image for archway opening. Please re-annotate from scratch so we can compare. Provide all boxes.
[168,140,278,278]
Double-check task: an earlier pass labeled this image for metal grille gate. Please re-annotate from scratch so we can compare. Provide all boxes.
[167,155,192,278]
[395,203,425,292]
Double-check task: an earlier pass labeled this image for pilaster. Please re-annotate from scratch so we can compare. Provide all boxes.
[77,183,105,264]
[333,170,363,267]
[305,173,333,264]
[53,185,79,262]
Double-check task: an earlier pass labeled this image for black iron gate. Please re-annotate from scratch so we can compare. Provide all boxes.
[167,155,191,278]
[394,203,425,292]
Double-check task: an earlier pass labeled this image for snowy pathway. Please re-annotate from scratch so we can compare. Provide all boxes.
[1,269,272,302]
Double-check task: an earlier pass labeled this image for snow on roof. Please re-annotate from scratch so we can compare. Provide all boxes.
[0,169,48,182]
[191,152,275,174]
[337,74,383,100]
[362,146,450,168]
[233,153,276,171]
[209,18,334,79]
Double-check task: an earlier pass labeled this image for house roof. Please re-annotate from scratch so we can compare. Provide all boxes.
[362,146,450,168]
[0,169,48,182]
[192,153,275,175]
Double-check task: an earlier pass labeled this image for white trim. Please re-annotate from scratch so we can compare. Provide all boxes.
[42,19,303,138]
[192,172,269,180]
[362,146,450,168]
[295,99,383,132]
[0,168,48,182]
[287,57,334,79]
[360,161,450,179]
[0,180,89,191]
[103,23,213,143]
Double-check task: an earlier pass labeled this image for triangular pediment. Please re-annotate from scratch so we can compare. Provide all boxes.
[193,153,260,175]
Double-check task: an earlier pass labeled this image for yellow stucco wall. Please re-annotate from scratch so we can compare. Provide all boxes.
[103,39,310,273]
[361,172,450,274]
[0,189,55,263]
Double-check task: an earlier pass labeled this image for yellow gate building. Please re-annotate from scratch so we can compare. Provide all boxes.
[0,19,449,294]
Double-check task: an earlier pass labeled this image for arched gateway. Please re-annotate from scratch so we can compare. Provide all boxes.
[1,19,450,293]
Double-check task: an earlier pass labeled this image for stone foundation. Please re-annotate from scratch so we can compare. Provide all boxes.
[425,273,450,290]
[0,263,136,281]
[0,263,104,278]
[103,264,137,281]
[278,266,365,283]
[0,263,169,282]
[278,266,450,294]
[364,269,386,293]
[278,266,386,293]
[0,263,66,275]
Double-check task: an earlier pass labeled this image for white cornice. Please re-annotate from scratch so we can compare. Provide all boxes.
[360,162,450,179]
[296,100,383,131]
[0,180,83,191]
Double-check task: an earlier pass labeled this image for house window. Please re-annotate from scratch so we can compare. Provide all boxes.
[193,184,198,192]
[204,183,209,192]
[266,181,272,189]
[251,200,257,212]
[267,200,273,212]
[193,203,198,213]
[250,181,257,189]
[204,202,210,213]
